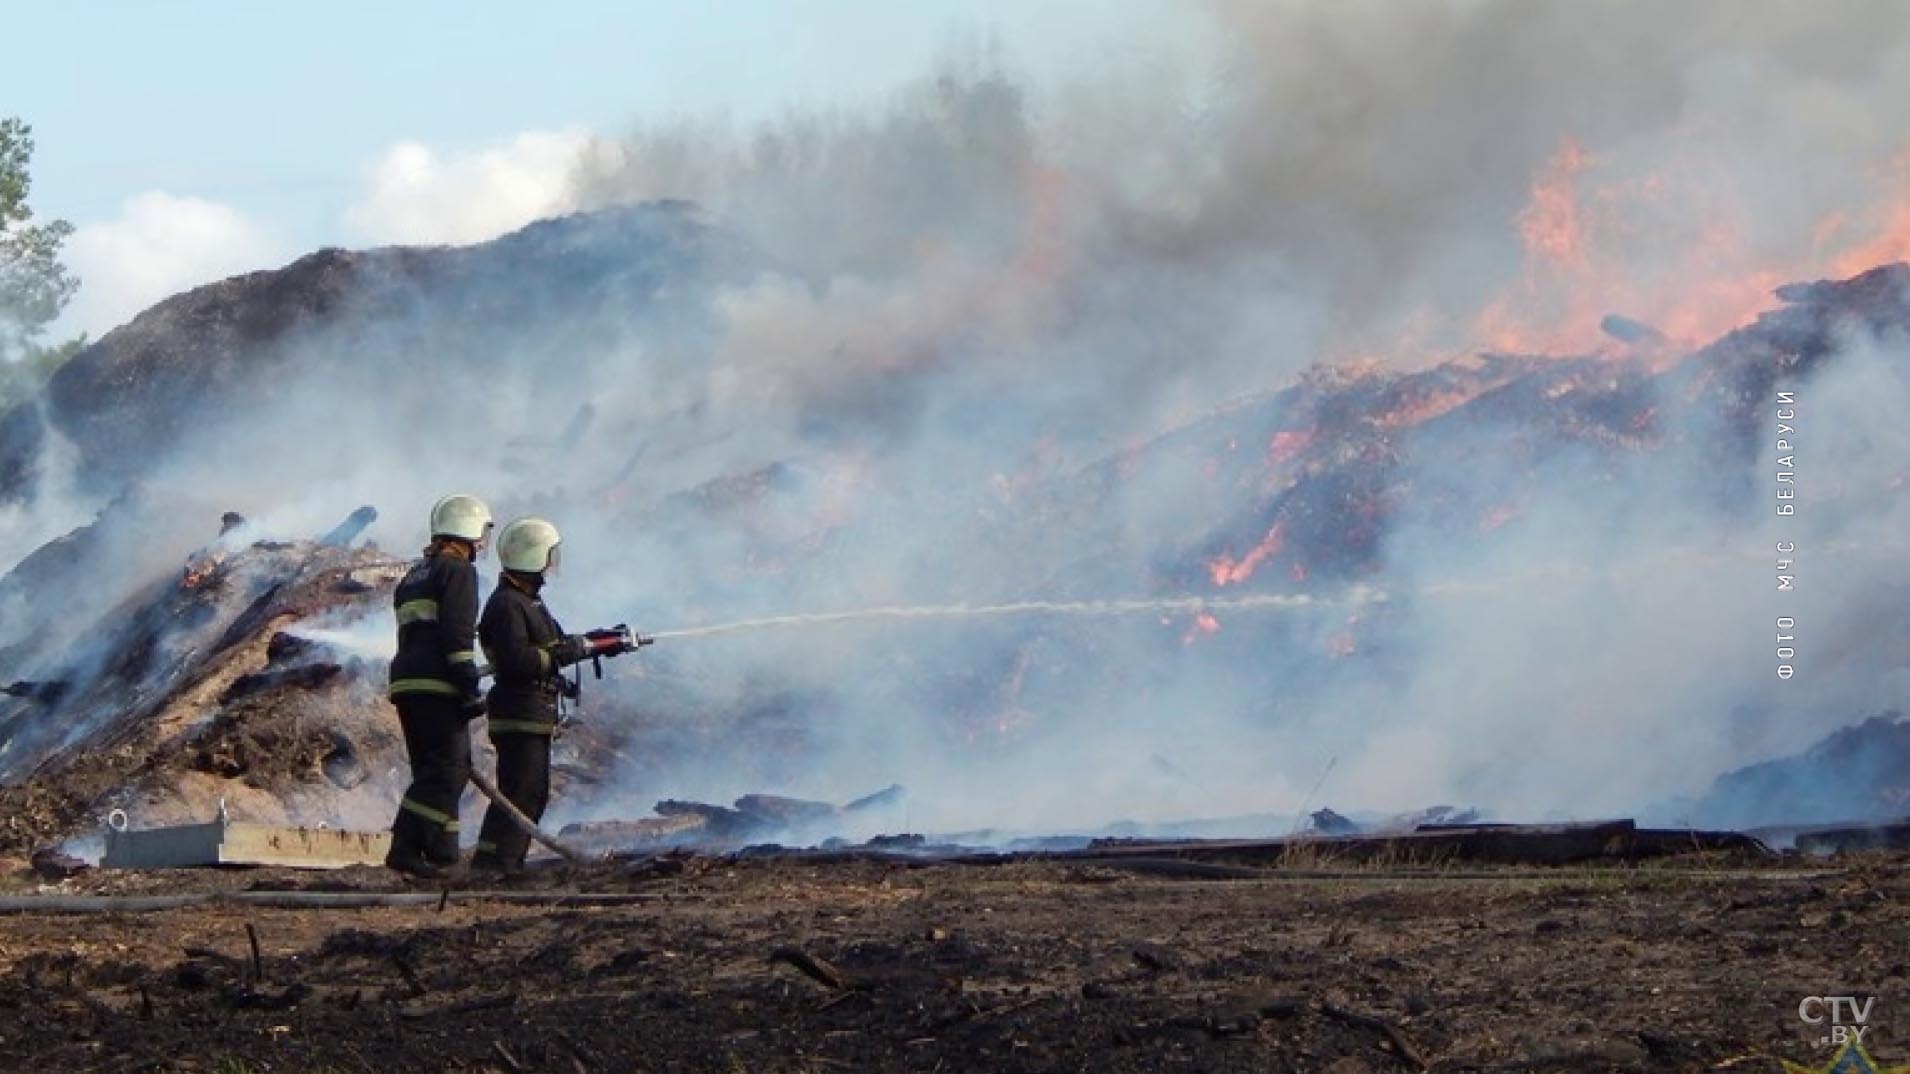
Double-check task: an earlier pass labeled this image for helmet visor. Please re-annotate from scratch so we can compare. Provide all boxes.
[473,520,496,558]
[544,543,562,577]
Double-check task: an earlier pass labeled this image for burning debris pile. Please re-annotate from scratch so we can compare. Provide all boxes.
[2,203,759,504]
[1681,713,1910,830]
[0,198,1907,854]
[1035,263,1910,601]
[0,506,435,851]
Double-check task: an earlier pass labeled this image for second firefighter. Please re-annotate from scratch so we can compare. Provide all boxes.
[472,517,635,873]
[385,493,493,878]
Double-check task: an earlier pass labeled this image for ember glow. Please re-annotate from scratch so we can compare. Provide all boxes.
[1472,139,1789,355]
[1517,138,1594,273]
[1826,146,1910,278]
[1179,611,1221,646]
[1207,523,1285,587]
[1266,430,1313,465]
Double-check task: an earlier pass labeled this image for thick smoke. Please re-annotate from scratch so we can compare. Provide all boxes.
[6,1,1910,834]
[549,1,1910,829]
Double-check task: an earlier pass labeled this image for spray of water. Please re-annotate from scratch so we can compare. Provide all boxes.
[644,532,1907,642]
[647,588,1387,640]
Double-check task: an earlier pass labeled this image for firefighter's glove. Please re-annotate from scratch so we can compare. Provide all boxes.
[552,635,591,667]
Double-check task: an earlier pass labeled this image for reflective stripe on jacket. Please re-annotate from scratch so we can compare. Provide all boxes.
[388,552,481,699]
[480,574,566,727]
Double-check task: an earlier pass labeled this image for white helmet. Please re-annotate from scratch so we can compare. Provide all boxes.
[497,516,562,574]
[429,494,494,544]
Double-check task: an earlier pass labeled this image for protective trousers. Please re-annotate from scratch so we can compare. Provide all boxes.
[474,730,551,868]
[390,694,471,864]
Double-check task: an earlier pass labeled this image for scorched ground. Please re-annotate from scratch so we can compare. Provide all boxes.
[0,853,1902,1073]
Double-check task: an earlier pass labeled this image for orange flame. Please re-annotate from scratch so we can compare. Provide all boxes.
[1267,430,1314,465]
[1826,146,1910,277]
[1208,522,1284,587]
[1476,137,1785,356]
[182,552,226,589]
[1320,136,1910,374]
[1180,611,1221,646]
[1516,138,1593,273]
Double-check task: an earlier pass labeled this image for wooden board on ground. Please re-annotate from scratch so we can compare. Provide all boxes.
[102,816,390,869]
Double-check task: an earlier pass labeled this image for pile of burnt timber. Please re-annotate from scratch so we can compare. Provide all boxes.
[1685,713,1910,830]
[1751,818,1910,855]
[558,785,907,854]
[557,810,1772,871]
[763,819,1766,869]
[1058,819,1769,868]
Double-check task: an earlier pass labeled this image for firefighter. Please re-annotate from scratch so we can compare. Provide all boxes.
[384,494,494,878]
[471,517,633,874]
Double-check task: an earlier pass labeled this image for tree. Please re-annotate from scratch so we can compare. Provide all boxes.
[0,117,79,374]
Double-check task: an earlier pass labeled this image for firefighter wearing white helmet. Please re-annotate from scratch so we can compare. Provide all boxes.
[384,494,496,878]
[496,516,562,573]
[429,493,494,543]
[472,516,637,874]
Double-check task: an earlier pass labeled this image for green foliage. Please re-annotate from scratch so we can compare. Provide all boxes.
[0,333,84,403]
[0,116,80,377]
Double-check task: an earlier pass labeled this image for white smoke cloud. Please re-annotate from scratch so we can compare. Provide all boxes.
[59,192,286,339]
[344,128,600,245]
[10,2,1910,838]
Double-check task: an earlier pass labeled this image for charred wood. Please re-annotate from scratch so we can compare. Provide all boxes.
[219,662,343,704]
[265,631,321,665]
[733,793,838,828]
[843,784,907,812]
[561,814,710,850]
[1600,314,1667,345]
[770,947,852,990]
[1310,807,1360,834]
[769,947,959,994]
[317,505,378,548]
[654,799,766,836]
[1795,820,1910,854]
[1168,991,1305,1037]
[4,679,69,704]
[1321,1002,1431,1071]
[29,846,88,880]
[1130,942,1183,973]
[1071,857,1267,881]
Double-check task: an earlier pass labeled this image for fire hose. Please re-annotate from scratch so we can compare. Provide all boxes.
[462,625,655,866]
[468,764,588,865]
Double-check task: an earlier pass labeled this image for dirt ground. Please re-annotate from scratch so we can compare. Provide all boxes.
[0,852,1902,1074]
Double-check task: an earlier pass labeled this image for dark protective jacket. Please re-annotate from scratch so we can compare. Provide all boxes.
[387,550,482,700]
[479,573,577,734]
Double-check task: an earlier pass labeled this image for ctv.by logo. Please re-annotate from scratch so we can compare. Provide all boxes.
[1783,996,1910,1074]
[1801,996,1876,1048]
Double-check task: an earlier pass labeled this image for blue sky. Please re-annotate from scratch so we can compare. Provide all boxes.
[4,1,1191,335]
